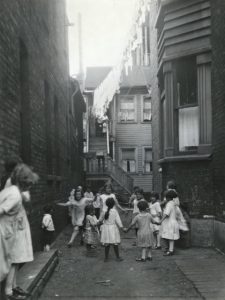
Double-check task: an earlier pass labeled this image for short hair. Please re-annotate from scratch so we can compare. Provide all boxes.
[11,163,39,191]
[85,204,95,215]
[135,188,143,195]
[104,183,113,192]
[150,191,159,200]
[167,180,177,190]
[137,200,148,211]
[43,204,53,214]
[165,190,177,200]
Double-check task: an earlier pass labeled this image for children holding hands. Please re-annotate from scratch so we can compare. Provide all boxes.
[124,200,160,262]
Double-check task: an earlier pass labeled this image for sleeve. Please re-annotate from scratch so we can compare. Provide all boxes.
[88,215,98,226]
[156,202,162,214]
[164,202,172,216]
[0,189,21,214]
[131,215,138,226]
[42,215,50,228]
[115,211,123,228]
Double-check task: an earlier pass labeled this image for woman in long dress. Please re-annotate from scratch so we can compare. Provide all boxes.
[0,163,38,299]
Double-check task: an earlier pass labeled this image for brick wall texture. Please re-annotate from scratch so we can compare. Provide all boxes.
[0,0,84,250]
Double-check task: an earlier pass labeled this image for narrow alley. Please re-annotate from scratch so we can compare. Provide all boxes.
[39,225,225,300]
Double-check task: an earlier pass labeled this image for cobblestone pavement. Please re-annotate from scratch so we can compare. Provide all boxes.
[39,226,225,300]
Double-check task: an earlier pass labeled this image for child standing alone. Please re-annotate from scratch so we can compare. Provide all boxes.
[125,200,158,262]
[100,197,124,262]
[42,205,55,252]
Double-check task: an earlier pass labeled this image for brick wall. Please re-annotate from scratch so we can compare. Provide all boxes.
[0,0,84,251]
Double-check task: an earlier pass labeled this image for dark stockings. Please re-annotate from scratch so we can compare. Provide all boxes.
[113,245,120,258]
[104,245,120,259]
[105,245,110,259]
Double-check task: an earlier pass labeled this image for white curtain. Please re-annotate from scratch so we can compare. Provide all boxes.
[179,106,199,151]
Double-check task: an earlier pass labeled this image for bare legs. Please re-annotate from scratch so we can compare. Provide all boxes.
[5,264,18,296]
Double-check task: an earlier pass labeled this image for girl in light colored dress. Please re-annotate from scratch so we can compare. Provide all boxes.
[0,163,38,299]
[57,189,94,247]
[149,191,162,249]
[99,197,124,262]
[99,183,126,215]
[130,188,145,246]
[160,190,180,256]
[125,200,158,262]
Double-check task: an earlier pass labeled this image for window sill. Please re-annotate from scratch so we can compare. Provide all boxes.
[141,121,152,124]
[158,153,212,164]
[118,121,137,124]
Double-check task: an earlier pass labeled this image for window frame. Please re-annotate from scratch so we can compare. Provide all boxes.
[141,95,152,123]
[119,147,137,174]
[118,95,137,123]
[174,56,199,153]
[142,147,153,174]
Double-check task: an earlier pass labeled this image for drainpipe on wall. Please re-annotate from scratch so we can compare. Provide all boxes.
[106,119,110,155]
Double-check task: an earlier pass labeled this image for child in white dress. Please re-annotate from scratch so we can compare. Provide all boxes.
[57,189,93,247]
[149,192,162,249]
[125,200,158,262]
[99,197,124,262]
[160,190,180,256]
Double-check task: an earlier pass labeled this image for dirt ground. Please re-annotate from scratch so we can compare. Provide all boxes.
[39,225,202,300]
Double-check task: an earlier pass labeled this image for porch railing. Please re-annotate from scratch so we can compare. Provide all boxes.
[85,156,133,194]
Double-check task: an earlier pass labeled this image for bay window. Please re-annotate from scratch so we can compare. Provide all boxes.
[161,53,212,157]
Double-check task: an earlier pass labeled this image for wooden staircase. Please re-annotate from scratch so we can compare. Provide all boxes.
[85,156,133,204]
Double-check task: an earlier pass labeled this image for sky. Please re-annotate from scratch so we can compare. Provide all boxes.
[66,0,138,76]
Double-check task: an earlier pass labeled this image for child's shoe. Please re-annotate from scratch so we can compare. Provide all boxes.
[13,286,30,296]
[163,251,174,256]
[116,257,123,262]
[146,257,153,261]
[135,258,146,262]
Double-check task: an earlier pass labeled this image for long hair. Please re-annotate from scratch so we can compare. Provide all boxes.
[104,197,115,220]
[11,163,39,191]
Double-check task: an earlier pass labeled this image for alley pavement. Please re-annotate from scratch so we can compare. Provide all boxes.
[39,226,225,300]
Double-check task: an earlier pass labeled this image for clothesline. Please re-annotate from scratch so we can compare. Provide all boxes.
[93,0,150,118]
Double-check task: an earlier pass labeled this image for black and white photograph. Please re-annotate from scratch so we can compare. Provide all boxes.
[0,0,225,299]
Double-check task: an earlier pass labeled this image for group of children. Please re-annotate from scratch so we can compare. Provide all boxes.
[47,180,189,263]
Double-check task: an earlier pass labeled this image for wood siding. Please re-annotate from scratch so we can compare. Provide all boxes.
[115,92,152,192]
[158,0,211,61]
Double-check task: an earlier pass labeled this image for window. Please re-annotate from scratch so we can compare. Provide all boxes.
[119,96,136,122]
[121,148,136,173]
[161,53,212,158]
[143,96,152,122]
[144,148,152,173]
[175,57,199,152]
